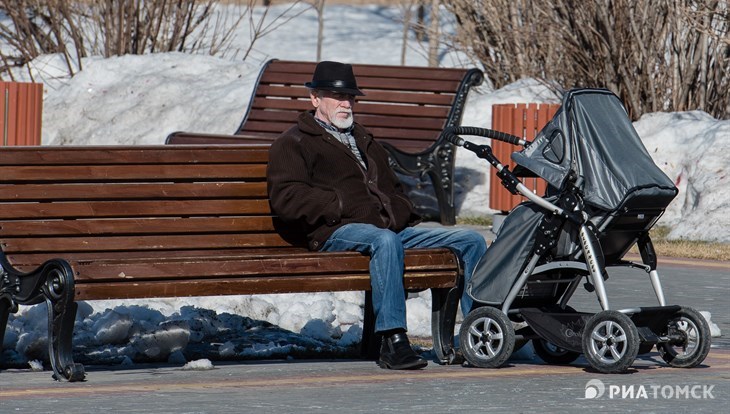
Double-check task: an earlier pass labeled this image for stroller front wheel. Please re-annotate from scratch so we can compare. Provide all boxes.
[582,310,639,374]
[459,306,515,368]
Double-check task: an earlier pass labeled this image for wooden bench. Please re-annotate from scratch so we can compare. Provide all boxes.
[166,59,484,225]
[0,145,464,382]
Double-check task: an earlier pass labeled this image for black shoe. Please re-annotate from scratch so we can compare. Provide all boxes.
[378,332,428,370]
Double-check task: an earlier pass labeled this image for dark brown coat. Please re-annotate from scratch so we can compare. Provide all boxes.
[267,111,421,250]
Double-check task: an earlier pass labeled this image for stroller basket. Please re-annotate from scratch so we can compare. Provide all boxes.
[515,274,576,301]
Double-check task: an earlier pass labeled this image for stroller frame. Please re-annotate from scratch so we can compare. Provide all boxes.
[444,90,711,373]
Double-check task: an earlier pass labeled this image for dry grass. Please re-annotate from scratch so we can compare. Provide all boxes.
[635,226,730,262]
[456,215,493,227]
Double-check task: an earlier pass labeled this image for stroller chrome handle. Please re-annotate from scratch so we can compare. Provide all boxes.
[515,182,566,216]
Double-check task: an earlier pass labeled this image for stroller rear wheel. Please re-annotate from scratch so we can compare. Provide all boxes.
[582,310,639,374]
[533,339,581,365]
[657,306,711,368]
[459,306,515,368]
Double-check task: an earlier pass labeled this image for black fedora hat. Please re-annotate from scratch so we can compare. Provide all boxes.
[304,61,365,96]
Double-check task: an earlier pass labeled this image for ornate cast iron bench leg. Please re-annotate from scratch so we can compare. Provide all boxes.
[0,296,13,358]
[0,256,85,381]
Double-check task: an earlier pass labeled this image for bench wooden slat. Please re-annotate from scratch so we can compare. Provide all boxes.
[255,85,456,106]
[12,248,403,268]
[366,127,442,140]
[258,72,311,85]
[356,90,455,106]
[2,233,290,253]
[0,217,276,237]
[241,122,444,141]
[250,97,450,118]
[75,271,458,300]
[249,96,311,111]
[244,109,451,129]
[245,108,300,123]
[64,248,453,265]
[269,60,470,81]
[322,113,445,130]
[372,140,432,153]
[168,133,276,144]
[69,249,456,282]
[243,110,447,131]
[0,164,267,183]
[164,134,439,153]
[0,182,268,201]
[260,72,462,93]
[356,102,450,118]
[359,77,462,93]
[0,199,271,220]
[255,84,310,98]
[241,120,301,134]
[377,139,437,152]
[0,146,270,165]
[7,247,313,269]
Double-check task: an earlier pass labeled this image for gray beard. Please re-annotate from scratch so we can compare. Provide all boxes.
[331,113,353,130]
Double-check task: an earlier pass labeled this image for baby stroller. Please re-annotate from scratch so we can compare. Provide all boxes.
[445,88,711,373]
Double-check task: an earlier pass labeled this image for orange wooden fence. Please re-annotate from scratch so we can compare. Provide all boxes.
[0,81,43,146]
[489,103,560,213]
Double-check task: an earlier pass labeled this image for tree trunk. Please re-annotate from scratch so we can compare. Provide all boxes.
[316,0,325,61]
[401,3,413,65]
[427,0,439,67]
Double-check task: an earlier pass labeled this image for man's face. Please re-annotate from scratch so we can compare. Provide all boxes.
[311,90,355,130]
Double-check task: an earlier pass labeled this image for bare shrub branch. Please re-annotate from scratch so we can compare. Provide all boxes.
[444,0,730,120]
[0,0,304,80]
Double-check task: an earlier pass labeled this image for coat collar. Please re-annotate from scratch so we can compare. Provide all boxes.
[297,111,375,171]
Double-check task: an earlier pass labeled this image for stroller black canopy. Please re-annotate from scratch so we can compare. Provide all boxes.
[512,89,677,211]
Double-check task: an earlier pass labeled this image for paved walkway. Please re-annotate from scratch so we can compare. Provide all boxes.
[1,350,728,413]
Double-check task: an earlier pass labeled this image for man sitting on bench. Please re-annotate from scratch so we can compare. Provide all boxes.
[267,61,487,370]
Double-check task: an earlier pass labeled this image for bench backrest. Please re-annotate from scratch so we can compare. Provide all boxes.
[0,145,297,269]
[169,60,483,153]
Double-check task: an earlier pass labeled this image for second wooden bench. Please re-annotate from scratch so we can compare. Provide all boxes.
[166,59,484,225]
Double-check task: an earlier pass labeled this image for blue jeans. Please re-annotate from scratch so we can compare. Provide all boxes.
[320,224,487,333]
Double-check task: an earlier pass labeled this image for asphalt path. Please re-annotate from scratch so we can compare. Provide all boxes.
[1,255,728,413]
